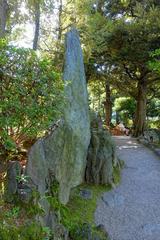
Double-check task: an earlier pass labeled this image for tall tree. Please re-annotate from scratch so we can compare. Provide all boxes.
[57,0,62,41]
[85,0,160,136]
[33,0,40,50]
[104,79,112,127]
[97,1,112,127]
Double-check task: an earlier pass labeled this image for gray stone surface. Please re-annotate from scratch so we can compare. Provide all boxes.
[5,161,21,202]
[17,184,32,203]
[102,193,125,208]
[85,113,119,185]
[138,133,160,158]
[140,129,160,143]
[26,28,90,230]
[53,224,69,240]
[95,136,160,240]
[71,223,108,240]
[155,148,160,156]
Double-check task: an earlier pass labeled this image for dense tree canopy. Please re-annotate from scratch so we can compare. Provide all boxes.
[0,1,160,239]
[83,0,160,136]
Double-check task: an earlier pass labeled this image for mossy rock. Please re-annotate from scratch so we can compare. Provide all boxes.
[0,221,52,240]
[69,223,109,240]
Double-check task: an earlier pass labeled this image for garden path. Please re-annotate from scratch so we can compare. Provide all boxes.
[95,136,160,240]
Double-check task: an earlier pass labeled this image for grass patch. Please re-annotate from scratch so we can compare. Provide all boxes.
[0,165,122,239]
[67,184,111,224]
[67,164,122,229]
[66,184,111,239]
[113,165,121,185]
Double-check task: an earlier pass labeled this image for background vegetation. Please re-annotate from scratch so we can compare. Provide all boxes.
[0,0,160,239]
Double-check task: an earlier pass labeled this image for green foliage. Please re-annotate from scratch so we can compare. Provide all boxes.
[113,165,121,185]
[147,49,160,124]
[88,80,106,113]
[0,221,51,240]
[0,40,64,160]
[19,222,51,240]
[86,0,160,135]
[67,184,111,227]
[0,199,51,240]
[66,184,111,239]
[23,190,45,217]
[147,120,160,129]
[0,224,19,240]
[103,0,160,19]
[114,97,136,126]
[147,98,160,118]
[149,49,160,74]
[25,201,45,217]
[45,182,110,239]
[45,181,71,227]
[69,223,108,240]
[16,174,30,184]
[5,206,20,218]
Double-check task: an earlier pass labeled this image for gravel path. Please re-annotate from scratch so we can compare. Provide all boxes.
[95,136,160,240]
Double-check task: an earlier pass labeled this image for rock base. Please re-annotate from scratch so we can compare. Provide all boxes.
[85,113,120,186]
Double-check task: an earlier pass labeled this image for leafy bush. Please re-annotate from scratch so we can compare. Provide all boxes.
[0,221,51,240]
[147,119,160,129]
[0,39,64,161]
[149,48,160,73]
[114,97,136,126]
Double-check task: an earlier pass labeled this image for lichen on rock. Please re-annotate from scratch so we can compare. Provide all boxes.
[85,112,120,186]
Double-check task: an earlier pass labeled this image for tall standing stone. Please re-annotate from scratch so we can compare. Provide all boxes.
[58,28,91,203]
[26,27,90,220]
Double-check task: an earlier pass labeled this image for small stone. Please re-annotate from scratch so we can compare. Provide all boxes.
[79,189,92,199]
[142,129,160,144]
[143,223,160,236]
[102,192,125,207]
[17,184,32,203]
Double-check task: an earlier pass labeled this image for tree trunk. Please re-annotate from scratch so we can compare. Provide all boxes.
[0,0,9,38]
[57,0,62,41]
[54,0,63,67]
[133,81,147,137]
[33,0,40,50]
[104,81,112,128]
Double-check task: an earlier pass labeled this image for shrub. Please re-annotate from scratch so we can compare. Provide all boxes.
[0,221,51,240]
[0,40,64,161]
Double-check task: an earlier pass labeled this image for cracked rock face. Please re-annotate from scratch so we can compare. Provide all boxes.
[26,28,90,217]
[85,113,119,186]
[5,161,22,203]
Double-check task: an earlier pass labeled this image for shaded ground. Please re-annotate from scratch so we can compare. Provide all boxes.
[95,136,160,240]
